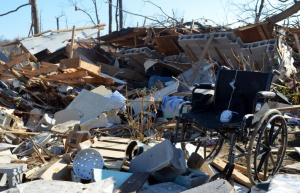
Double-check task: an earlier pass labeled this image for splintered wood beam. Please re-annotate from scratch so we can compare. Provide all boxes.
[69,26,76,59]
[212,158,253,188]
[22,64,58,76]
[51,23,106,33]
[47,71,88,80]
[27,59,36,70]
[214,46,228,67]
[188,32,214,85]
[0,60,30,84]
[19,43,38,62]
[1,41,18,47]
[185,44,198,62]
[6,53,30,68]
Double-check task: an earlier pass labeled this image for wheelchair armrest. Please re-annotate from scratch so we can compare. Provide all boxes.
[179,101,192,116]
[272,69,280,76]
[257,91,276,99]
[194,83,215,90]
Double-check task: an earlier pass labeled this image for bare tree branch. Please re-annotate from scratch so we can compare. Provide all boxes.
[269,1,300,23]
[105,0,166,26]
[0,3,30,17]
[141,0,180,25]
[255,0,265,23]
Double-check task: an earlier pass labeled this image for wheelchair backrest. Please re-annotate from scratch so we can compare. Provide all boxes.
[213,69,273,114]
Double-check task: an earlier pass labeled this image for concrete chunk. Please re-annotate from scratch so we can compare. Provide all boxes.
[0,163,27,188]
[67,89,124,123]
[129,140,186,182]
[92,169,132,189]
[173,168,210,189]
[138,182,187,193]
[181,179,234,193]
[4,178,116,193]
[50,120,80,134]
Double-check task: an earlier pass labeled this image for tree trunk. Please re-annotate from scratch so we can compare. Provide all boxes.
[119,0,123,30]
[30,0,40,34]
[115,0,119,31]
[109,0,112,34]
[254,0,265,24]
[268,1,300,24]
[56,17,59,30]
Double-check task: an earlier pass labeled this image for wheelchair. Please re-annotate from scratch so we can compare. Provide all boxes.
[173,67,290,185]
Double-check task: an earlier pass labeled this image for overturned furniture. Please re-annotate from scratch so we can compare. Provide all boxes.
[173,67,290,185]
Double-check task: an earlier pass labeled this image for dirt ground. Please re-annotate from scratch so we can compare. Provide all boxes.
[217,126,300,174]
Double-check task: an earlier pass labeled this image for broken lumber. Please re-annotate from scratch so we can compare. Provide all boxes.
[51,23,106,33]
[276,105,300,111]
[188,33,214,85]
[113,172,150,193]
[60,58,101,77]
[6,53,30,68]
[211,158,253,188]
[47,71,88,80]
[82,77,114,84]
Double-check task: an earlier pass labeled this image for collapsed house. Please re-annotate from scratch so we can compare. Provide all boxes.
[0,20,299,193]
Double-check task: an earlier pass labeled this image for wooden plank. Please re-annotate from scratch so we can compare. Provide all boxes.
[40,61,55,67]
[92,141,128,150]
[185,44,198,61]
[188,33,214,85]
[82,77,114,84]
[0,130,40,135]
[6,53,30,68]
[60,58,101,76]
[47,71,88,80]
[187,152,215,178]
[257,25,267,40]
[51,23,106,33]
[94,149,125,159]
[27,59,36,70]
[19,43,38,63]
[223,160,264,179]
[276,105,300,111]
[98,62,147,81]
[23,64,58,76]
[214,46,228,66]
[28,136,46,164]
[69,26,76,58]
[290,29,300,34]
[212,158,253,188]
[99,136,131,143]
[113,172,150,193]
[1,41,18,47]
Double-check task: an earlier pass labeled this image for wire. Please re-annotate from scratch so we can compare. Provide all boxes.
[227,70,238,110]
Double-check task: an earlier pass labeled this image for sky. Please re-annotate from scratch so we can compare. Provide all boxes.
[0,0,251,40]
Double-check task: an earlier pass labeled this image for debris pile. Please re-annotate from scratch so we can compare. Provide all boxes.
[0,21,299,193]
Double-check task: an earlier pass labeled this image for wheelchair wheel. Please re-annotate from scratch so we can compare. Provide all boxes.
[180,124,224,163]
[247,109,287,185]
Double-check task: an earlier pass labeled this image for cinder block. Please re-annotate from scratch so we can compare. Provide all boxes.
[34,114,55,132]
[129,139,186,182]
[181,179,234,193]
[173,168,210,189]
[0,163,27,188]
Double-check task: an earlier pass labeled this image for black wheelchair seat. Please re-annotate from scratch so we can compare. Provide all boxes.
[182,110,244,129]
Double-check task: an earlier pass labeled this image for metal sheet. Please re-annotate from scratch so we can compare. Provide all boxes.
[20,28,99,55]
